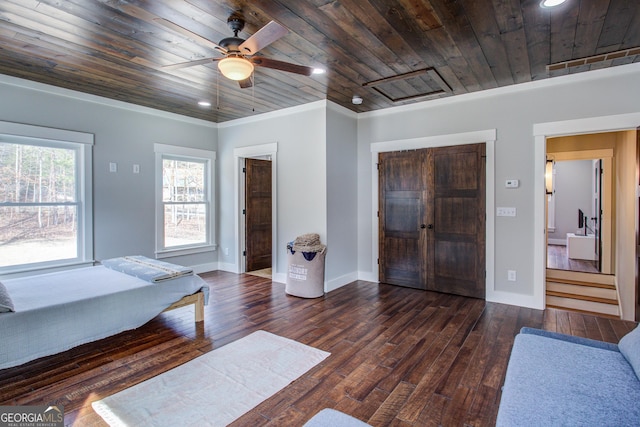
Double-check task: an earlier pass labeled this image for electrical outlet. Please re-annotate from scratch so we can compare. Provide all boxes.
[508,270,517,281]
[109,162,117,173]
[133,164,140,174]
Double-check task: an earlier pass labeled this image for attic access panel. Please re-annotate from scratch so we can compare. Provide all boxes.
[363,68,452,103]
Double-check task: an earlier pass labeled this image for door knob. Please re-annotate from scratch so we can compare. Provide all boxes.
[427,224,434,229]
[420,224,426,229]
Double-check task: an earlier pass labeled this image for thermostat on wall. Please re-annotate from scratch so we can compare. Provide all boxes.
[505,179,519,188]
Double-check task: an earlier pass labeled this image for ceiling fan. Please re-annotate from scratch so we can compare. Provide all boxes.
[159,15,315,88]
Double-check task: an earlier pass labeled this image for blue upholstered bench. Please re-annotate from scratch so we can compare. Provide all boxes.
[497,326,640,426]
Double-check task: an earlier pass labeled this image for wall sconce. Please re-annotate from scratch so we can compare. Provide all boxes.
[545,159,554,195]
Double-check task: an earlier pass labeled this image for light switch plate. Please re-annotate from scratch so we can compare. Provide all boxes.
[497,207,516,217]
[505,179,519,188]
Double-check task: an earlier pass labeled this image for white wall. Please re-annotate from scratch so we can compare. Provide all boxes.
[0,75,218,271]
[357,63,640,313]
[217,102,327,279]
[325,103,359,290]
[548,160,593,242]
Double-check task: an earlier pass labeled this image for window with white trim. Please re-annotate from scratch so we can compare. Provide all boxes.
[154,144,215,257]
[0,122,93,274]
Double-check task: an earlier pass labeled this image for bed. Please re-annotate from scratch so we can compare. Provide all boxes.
[0,258,209,370]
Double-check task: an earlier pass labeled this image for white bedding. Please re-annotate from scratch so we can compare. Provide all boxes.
[0,266,209,370]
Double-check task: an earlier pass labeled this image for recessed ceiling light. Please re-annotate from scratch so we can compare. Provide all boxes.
[198,101,211,107]
[540,0,567,7]
[312,68,326,75]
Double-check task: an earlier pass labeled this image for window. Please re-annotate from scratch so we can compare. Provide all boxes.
[154,144,215,257]
[0,121,93,274]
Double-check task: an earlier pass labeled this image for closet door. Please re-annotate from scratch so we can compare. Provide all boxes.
[428,144,485,298]
[378,144,486,298]
[378,150,428,289]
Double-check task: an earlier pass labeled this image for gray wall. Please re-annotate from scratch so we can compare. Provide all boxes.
[548,160,593,242]
[356,63,640,310]
[0,76,218,269]
[325,103,358,289]
[217,103,327,279]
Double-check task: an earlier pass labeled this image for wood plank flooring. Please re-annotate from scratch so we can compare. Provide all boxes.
[547,244,599,274]
[0,271,636,426]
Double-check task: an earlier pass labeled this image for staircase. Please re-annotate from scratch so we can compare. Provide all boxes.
[546,269,620,318]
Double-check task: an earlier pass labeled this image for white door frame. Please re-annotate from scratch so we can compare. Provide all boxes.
[233,143,278,274]
[533,112,640,310]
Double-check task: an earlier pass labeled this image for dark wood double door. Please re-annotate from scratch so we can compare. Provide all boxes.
[378,143,486,299]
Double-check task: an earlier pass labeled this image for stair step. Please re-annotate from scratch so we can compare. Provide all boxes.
[546,278,616,290]
[546,295,620,317]
[546,282,618,300]
[545,269,615,286]
[546,290,618,305]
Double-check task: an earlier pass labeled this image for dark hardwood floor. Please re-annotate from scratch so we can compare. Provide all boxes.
[0,271,635,426]
[547,244,599,274]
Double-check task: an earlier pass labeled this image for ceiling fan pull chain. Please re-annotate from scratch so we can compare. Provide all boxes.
[252,71,255,112]
[216,68,220,110]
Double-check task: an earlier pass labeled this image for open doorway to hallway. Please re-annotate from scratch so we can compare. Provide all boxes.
[544,131,635,318]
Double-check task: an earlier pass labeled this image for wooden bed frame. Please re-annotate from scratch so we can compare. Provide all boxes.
[162,290,205,322]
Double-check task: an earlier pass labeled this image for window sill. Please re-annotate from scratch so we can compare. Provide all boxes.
[156,244,217,259]
[0,260,95,280]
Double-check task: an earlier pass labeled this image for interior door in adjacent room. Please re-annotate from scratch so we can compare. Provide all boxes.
[379,144,486,298]
[245,158,272,272]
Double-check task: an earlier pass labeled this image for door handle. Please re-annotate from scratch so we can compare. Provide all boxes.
[420,224,426,229]
[420,224,434,229]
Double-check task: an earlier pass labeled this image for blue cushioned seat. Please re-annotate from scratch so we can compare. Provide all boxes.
[303,409,371,427]
[497,327,640,426]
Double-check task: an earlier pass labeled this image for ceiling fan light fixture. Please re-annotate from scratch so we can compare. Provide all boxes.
[540,0,567,8]
[218,56,254,81]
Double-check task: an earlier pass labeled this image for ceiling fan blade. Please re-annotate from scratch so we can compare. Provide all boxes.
[238,21,288,55]
[162,57,219,70]
[238,76,253,89]
[249,57,314,76]
[153,18,226,53]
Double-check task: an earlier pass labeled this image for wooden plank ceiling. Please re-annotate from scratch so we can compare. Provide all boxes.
[0,0,638,123]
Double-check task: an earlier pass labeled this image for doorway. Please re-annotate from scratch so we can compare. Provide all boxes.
[546,154,613,275]
[378,143,486,298]
[244,158,272,277]
[233,143,278,278]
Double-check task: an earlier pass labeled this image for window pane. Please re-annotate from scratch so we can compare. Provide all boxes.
[162,159,205,203]
[0,142,76,203]
[0,205,78,267]
[164,204,207,247]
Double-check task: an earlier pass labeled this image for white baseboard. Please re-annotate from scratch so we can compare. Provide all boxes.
[326,271,359,293]
[357,270,378,283]
[216,262,239,274]
[191,262,218,274]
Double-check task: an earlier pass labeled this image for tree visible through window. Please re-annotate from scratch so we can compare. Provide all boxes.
[155,143,215,257]
[162,158,207,247]
[0,141,79,267]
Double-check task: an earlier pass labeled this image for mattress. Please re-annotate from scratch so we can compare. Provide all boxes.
[0,265,209,370]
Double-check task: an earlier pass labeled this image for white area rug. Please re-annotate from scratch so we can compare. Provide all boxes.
[92,330,330,427]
